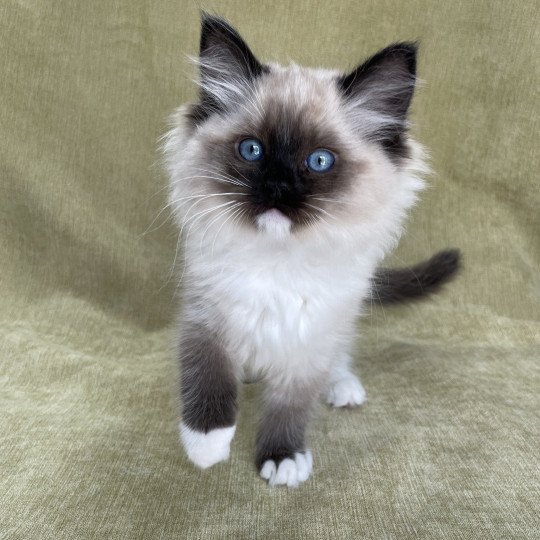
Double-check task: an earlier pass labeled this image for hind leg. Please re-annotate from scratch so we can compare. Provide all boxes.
[326,352,366,408]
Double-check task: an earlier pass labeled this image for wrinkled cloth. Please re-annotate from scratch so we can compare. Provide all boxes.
[1,1,538,538]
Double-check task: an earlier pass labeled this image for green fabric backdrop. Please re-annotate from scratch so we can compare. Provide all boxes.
[1,1,538,538]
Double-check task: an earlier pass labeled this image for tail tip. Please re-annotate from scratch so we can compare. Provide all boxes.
[430,248,462,282]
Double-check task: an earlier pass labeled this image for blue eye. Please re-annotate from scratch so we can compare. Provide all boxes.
[238,138,264,161]
[306,149,335,172]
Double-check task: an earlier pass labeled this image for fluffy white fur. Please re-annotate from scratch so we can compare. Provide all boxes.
[180,422,236,469]
[165,109,424,390]
[326,353,367,407]
[164,60,427,485]
[256,208,292,239]
[260,451,313,487]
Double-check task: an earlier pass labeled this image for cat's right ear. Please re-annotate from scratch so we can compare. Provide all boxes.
[194,13,267,118]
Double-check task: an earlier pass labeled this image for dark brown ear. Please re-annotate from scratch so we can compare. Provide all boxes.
[194,13,268,122]
[338,42,418,158]
[199,13,265,81]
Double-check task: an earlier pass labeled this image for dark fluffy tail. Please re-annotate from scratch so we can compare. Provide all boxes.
[372,249,461,305]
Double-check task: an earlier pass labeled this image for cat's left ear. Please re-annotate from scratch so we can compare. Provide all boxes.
[338,42,418,158]
[196,13,267,116]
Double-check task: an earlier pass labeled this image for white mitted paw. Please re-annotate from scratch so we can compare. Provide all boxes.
[327,353,366,408]
[260,451,313,487]
[326,374,366,408]
[179,423,236,469]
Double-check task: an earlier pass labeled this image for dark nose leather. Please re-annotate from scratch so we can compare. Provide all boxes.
[251,156,307,211]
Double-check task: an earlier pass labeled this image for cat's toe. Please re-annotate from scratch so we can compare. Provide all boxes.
[326,375,366,408]
[260,451,313,487]
[179,423,236,469]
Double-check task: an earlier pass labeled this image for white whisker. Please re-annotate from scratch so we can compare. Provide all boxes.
[310,196,361,208]
[211,204,247,257]
[199,201,245,253]
[190,167,250,188]
[142,192,248,238]
[303,203,338,221]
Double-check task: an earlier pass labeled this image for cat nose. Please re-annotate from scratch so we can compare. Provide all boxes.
[255,165,303,209]
[267,179,293,204]
[273,179,292,196]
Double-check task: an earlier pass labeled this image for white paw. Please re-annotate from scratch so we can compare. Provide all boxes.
[260,451,313,487]
[179,423,236,469]
[326,374,366,408]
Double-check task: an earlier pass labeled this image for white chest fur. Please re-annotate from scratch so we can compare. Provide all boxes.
[184,230,378,379]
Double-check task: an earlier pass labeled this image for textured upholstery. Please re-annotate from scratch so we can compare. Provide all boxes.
[1,1,538,537]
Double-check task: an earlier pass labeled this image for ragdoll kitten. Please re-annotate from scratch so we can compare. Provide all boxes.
[163,14,459,487]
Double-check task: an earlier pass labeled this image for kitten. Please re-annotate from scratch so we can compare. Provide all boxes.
[163,14,460,487]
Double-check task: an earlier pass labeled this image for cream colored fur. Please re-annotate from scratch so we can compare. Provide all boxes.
[164,62,427,483]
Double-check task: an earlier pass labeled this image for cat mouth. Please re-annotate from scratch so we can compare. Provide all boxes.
[256,208,292,238]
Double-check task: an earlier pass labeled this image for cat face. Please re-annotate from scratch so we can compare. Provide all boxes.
[166,15,422,240]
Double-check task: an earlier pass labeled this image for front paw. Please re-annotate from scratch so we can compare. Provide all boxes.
[179,422,236,469]
[259,450,313,487]
[326,374,366,408]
